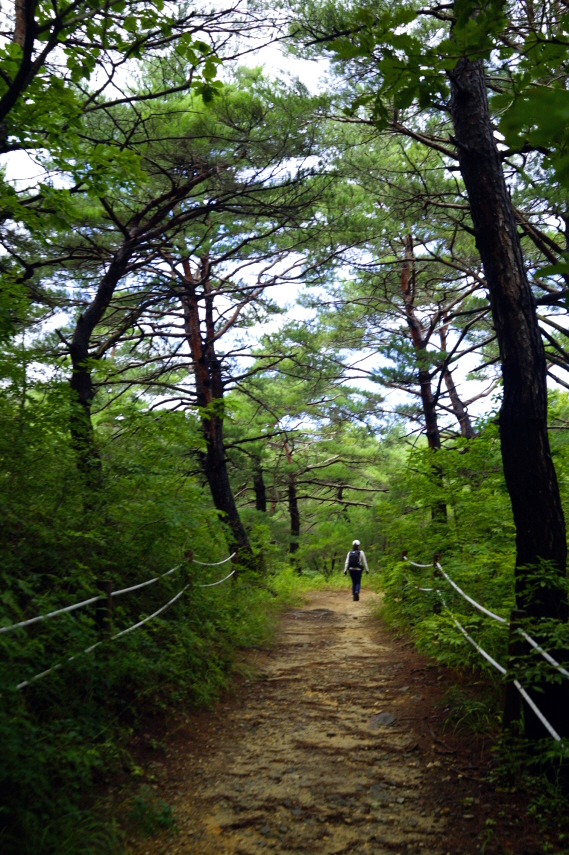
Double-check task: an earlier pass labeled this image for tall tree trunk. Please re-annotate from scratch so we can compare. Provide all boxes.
[439,320,476,439]
[288,474,300,554]
[284,441,300,554]
[181,257,255,570]
[448,55,568,738]
[401,235,447,522]
[253,463,267,512]
[68,242,133,490]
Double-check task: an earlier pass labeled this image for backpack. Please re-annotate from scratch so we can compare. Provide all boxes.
[348,549,361,569]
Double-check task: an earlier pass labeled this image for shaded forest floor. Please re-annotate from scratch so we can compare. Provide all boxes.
[120,590,562,855]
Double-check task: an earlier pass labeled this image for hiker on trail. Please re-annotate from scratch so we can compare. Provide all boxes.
[344,540,369,601]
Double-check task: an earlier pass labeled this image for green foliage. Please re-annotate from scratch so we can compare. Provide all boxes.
[378,421,516,674]
[128,786,176,838]
[0,341,287,855]
[0,0,227,244]
[490,729,569,840]
[376,403,569,744]
[441,684,501,735]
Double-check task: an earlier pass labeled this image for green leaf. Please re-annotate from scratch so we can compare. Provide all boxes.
[202,60,218,81]
[394,86,417,111]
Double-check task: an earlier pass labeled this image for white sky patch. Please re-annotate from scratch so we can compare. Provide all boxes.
[1,150,47,190]
[236,40,329,94]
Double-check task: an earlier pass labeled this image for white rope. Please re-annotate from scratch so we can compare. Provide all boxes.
[193,552,236,567]
[513,679,561,741]
[16,642,103,691]
[2,564,185,634]
[111,587,188,640]
[448,601,561,740]
[432,559,568,678]
[424,588,563,742]
[15,564,236,691]
[2,556,233,635]
[16,587,188,690]
[519,630,569,679]
[435,588,507,674]
[0,595,102,634]
[112,565,182,597]
[197,569,236,588]
[409,558,569,678]
[445,604,507,675]
[405,557,434,568]
[435,563,508,624]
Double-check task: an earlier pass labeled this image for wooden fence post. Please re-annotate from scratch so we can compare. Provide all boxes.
[96,580,113,637]
[503,608,528,730]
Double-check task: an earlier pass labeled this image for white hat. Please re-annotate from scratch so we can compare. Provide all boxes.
[352,539,360,548]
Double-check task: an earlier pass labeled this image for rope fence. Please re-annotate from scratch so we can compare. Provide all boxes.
[110,586,189,641]
[407,556,569,673]
[3,552,237,692]
[519,629,569,679]
[0,596,102,634]
[435,563,508,624]
[435,588,507,676]
[0,553,236,634]
[111,564,182,598]
[197,569,236,587]
[432,559,569,679]
[404,555,566,742]
[194,552,236,566]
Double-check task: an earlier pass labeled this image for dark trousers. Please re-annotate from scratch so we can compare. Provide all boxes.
[349,568,362,595]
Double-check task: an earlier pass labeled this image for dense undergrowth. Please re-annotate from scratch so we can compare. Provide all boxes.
[0,571,302,855]
[0,354,308,854]
[373,399,569,833]
[378,403,569,686]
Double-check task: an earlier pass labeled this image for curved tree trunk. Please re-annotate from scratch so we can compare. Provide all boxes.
[181,257,255,571]
[448,55,568,738]
[439,321,476,439]
[68,242,134,491]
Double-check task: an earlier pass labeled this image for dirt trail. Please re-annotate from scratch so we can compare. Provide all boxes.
[127,590,548,855]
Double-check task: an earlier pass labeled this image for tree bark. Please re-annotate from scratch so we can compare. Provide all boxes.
[1,0,44,138]
[68,242,134,490]
[439,320,476,439]
[14,0,28,47]
[253,463,267,512]
[284,441,300,553]
[288,474,300,554]
[448,55,568,738]
[401,235,447,522]
[181,257,255,570]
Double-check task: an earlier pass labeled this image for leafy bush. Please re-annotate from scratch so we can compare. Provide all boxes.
[128,786,176,838]
[0,353,287,854]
